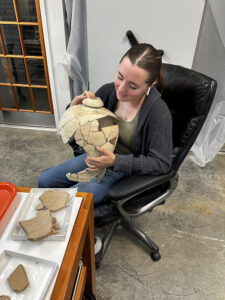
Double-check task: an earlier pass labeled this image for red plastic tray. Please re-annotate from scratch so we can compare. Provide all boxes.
[0,182,17,221]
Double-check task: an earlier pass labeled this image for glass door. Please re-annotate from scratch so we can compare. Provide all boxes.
[0,0,55,127]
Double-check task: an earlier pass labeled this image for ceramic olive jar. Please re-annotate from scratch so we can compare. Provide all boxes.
[59,97,119,182]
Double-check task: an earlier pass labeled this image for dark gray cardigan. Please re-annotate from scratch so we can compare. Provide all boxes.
[95,83,173,176]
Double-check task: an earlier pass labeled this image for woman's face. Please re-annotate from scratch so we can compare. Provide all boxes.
[114,57,149,103]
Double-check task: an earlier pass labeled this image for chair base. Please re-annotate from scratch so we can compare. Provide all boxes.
[95,217,161,268]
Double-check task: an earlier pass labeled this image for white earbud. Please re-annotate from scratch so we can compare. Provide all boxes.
[146,87,151,96]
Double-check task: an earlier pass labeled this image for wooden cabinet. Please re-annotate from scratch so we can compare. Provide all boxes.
[16,188,96,300]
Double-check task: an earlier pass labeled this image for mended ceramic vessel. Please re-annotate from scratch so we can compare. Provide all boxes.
[59,97,119,182]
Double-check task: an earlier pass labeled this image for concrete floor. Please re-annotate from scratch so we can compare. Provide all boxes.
[1,126,225,300]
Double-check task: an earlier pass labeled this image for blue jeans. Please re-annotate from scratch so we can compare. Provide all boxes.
[38,153,125,205]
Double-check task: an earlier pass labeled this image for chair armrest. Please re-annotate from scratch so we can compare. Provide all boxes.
[108,170,176,201]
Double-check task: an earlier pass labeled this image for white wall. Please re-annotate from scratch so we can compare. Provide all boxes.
[208,0,225,48]
[39,0,71,129]
[87,0,205,92]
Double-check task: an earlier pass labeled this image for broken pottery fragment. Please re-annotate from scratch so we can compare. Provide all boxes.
[59,97,119,182]
[53,223,60,230]
[0,296,11,300]
[7,264,29,292]
[51,216,60,230]
[39,190,69,212]
[82,97,104,108]
[19,209,55,241]
[35,203,44,210]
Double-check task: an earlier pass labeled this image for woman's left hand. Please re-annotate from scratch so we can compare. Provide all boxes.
[85,147,115,172]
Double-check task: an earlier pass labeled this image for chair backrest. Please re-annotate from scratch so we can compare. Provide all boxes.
[160,63,217,171]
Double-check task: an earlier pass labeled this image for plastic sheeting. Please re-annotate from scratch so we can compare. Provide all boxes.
[190,101,225,167]
[62,0,89,98]
[190,0,225,167]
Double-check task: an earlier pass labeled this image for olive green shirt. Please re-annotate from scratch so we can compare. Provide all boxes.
[115,110,140,154]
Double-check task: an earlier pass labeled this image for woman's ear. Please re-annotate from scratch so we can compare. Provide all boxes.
[147,79,159,95]
[150,80,158,88]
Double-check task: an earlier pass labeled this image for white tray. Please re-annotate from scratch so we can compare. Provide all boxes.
[0,250,58,300]
[9,188,77,241]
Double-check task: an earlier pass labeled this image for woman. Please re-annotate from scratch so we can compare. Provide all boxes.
[38,43,173,205]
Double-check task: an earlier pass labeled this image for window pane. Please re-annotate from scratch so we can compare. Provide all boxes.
[33,88,50,111]
[1,25,22,55]
[17,0,37,22]
[0,85,15,108]
[0,58,10,83]
[27,59,46,85]
[0,0,16,21]
[16,87,33,110]
[22,26,42,56]
[8,58,27,84]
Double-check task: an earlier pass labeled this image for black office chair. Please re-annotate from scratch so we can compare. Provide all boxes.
[94,63,217,268]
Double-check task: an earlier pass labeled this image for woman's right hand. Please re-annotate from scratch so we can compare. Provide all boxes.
[70,90,95,106]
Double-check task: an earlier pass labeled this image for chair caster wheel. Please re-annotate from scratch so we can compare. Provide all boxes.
[151,252,161,261]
